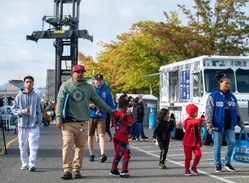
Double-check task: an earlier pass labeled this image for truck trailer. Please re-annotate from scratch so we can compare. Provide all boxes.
[159,56,249,144]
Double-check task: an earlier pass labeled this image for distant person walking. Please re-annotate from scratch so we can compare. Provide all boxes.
[206,73,245,173]
[11,76,42,172]
[132,95,148,141]
[56,65,115,179]
[88,74,115,162]
[128,96,134,114]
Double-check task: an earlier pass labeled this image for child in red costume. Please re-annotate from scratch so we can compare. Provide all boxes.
[183,104,205,176]
[110,98,133,178]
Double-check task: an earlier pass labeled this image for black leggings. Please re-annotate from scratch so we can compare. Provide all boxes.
[106,113,112,138]
[158,141,169,165]
[140,124,146,138]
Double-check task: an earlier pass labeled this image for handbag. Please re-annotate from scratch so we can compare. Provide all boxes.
[231,129,249,164]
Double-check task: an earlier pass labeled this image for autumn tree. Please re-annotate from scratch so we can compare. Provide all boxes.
[178,0,249,55]
[79,0,249,96]
[82,18,211,96]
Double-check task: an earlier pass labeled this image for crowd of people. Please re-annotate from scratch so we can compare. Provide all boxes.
[10,65,245,179]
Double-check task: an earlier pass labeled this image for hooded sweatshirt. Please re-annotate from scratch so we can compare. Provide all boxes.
[90,84,114,118]
[11,89,42,128]
[56,78,113,121]
[183,117,205,147]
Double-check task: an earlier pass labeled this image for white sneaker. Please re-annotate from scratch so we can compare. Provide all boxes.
[29,161,36,171]
[21,163,28,170]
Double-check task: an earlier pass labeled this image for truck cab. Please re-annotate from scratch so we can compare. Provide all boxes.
[159,56,249,144]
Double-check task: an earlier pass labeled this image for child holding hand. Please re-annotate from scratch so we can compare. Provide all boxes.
[183,104,206,176]
[110,98,133,178]
[153,108,175,169]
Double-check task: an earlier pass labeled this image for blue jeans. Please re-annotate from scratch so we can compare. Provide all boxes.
[213,129,235,166]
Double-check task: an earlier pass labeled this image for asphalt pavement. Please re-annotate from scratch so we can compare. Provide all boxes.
[0,123,249,183]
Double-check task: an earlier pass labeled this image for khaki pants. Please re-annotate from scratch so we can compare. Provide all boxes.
[62,122,88,172]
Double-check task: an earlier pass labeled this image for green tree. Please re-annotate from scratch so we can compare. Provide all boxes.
[178,0,249,55]
[79,0,249,97]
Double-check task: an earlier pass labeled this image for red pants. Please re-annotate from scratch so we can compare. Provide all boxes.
[111,138,131,172]
[184,144,202,171]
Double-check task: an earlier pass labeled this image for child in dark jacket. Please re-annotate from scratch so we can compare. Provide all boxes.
[110,99,133,178]
[153,108,174,169]
[183,104,205,176]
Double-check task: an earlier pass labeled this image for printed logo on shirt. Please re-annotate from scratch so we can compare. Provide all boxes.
[70,89,85,103]
[228,101,236,107]
[102,92,106,98]
[216,101,223,107]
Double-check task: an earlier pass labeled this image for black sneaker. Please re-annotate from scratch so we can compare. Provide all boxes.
[191,167,199,175]
[120,170,130,178]
[223,163,235,172]
[109,169,120,177]
[215,165,222,172]
[89,155,95,162]
[185,170,193,176]
[100,154,107,162]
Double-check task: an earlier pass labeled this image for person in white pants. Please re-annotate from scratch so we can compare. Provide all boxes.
[11,76,42,171]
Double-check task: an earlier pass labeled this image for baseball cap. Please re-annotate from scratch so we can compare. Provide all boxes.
[72,65,86,73]
[95,74,103,80]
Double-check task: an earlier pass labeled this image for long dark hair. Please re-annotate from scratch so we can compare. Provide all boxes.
[216,73,229,88]
[157,108,169,121]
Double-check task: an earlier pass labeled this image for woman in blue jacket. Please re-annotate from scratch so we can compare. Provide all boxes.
[206,73,245,173]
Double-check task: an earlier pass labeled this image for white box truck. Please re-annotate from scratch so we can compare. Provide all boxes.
[159,56,249,144]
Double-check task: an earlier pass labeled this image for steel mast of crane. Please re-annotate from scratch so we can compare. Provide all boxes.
[26,0,93,100]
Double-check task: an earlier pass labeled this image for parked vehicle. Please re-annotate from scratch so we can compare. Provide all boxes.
[159,56,249,144]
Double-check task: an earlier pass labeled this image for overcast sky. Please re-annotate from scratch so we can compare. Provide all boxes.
[0,0,235,88]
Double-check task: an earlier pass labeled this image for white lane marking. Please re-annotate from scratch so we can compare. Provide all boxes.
[167,151,214,157]
[147,150,161,153]
[130,145,236,183]
[223,176,249,179]
[168,148,186,151]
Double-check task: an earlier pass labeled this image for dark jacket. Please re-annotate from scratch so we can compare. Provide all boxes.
[153,120,174,142]
[132,102,145,123]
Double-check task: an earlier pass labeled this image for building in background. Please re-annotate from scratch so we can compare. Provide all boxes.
[35,87,46,99]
